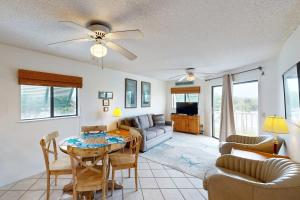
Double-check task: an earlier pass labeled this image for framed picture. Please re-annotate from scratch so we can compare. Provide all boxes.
[106,92,113,99]
[98,91,107,99]
[103,99,110,106]
[283,61,300,126]
[141,81,151,107]
[103,107,109,112]
[125,78,137,108]
[98,91,113,99]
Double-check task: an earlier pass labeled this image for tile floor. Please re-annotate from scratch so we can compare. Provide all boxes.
[0,156,208,200]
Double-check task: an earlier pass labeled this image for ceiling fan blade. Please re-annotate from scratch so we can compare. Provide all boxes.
[194,73,200,78]
[105,41,137,60]
[168,74,186,80]
[48,37,92,46]
[178,75,187,82]
[105,30,143,40]
[194,74,207,79]
[59,21,95,36]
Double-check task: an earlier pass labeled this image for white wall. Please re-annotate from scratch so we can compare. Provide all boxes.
[277,25,300,162]
[0,43,167,186]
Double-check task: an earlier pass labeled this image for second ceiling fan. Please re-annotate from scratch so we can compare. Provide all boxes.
[48,21,143,60]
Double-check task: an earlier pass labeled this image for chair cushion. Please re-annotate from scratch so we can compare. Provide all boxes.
[49,157,71,171]
[203,167,262,190]
[157,125,172,133]
[152,114,166,126]
[138,115,151,129]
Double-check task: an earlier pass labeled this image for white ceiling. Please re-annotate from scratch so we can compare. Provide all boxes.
[0,0,300,80]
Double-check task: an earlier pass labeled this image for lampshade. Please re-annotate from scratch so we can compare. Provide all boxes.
[186,74,195,81]
[263,116,289,134]
[112,107,122,117]
[90,44,107,58]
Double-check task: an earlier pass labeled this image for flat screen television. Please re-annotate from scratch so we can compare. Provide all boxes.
[176,102,198,115]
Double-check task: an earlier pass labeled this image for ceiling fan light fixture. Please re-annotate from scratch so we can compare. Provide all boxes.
[90,43,107,58]
[186,74,195,81]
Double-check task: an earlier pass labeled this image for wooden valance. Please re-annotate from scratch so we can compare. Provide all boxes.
[18,69,82,88]
[171,86,200,94]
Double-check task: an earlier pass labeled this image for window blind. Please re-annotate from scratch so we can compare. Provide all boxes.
[18,69,83,88]
[170,86,200,94]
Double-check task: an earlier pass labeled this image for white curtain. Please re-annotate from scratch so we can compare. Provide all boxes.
[219,74,236,142]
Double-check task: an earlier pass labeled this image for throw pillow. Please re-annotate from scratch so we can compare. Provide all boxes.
[148,114,154,127]
[132,117,141,129]
[152,114,166,126]
[124,118,133,127]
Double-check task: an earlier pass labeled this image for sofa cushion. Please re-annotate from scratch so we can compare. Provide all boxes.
[157,125,172,133]
[145,130,157,141]
[132,117,141,129]
[152,114,166,126]
[147,114,154,127]
[138,115,151,129]
[147,127,164,136]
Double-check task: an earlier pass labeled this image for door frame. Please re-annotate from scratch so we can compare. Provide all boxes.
[211,85,222,139]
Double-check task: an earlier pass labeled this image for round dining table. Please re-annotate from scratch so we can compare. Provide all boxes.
[59,130,131,197]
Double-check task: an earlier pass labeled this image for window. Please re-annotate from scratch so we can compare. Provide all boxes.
[233,81,258,136]
[172,93,199,108]
[21,85,51,119]
[21,85,78,120]
[211,81,259,138]
[212,86,222,139]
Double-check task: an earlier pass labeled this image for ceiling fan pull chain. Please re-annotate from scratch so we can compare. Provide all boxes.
[101,55,104,70]
[96,56,104,70]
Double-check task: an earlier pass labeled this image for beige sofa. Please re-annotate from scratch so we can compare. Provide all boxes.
[204,155,300,200]
[219,135,284,155]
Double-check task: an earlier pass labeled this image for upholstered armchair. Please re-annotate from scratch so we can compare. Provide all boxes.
[204,155,300,200]
[219,135,283,155]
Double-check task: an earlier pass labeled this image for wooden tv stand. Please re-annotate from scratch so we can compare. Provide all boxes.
[171,114,200,134]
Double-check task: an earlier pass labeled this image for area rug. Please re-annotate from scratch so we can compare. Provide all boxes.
[140,132,220,179]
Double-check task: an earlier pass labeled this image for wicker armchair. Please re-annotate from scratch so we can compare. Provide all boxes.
[219,135,283,155]
[204,155,300,200]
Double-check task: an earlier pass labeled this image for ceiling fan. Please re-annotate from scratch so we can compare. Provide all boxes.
[48,21,143,60]
[168,67,213,82]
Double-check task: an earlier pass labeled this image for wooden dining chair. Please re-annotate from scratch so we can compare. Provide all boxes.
[40,131,72,200]
[109,128,142,196]
[81,125,107,133]
[67,146,109,200]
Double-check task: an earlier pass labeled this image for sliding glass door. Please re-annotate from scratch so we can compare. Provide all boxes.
[233,81,258,136]
[212,81,259,138]
[212,86,222,138]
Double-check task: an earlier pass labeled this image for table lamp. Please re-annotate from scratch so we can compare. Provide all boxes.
[112,107,122,133]
[262,115,288,154]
